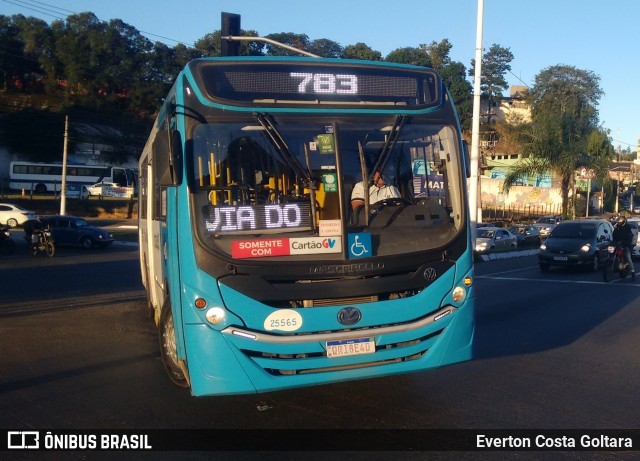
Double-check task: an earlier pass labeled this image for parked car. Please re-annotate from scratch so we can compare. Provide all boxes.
[0,203,36,227]
[475,228,518,253]
[82,181,134,199]
[39,215,113,248]
[508,224,542,247]
[533,215,563,238]
[538,219,612,272]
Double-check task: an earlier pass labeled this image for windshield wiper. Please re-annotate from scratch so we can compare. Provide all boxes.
[255,113,318,232]
[254,113,311,182]
[371,114,407,176]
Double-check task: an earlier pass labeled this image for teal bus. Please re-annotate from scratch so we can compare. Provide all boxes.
[138,55,475,396]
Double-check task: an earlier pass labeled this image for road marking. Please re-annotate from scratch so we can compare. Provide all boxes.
[475,275,640,287]
[477,266,539,276]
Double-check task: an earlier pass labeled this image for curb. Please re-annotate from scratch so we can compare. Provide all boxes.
[478,249,539,261]
[113,240,138,247]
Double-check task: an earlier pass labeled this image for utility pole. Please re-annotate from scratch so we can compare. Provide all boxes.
[469,0,485,235]
[60,115,69,215]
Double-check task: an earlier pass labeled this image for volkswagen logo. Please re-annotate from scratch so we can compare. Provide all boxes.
[337,307,362,326]
[424,267,437,282]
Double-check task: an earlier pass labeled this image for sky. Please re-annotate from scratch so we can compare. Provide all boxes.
[1,0,639,151]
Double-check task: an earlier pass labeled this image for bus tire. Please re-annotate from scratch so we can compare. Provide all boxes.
[35,183,47,194]
[159,298,189,388]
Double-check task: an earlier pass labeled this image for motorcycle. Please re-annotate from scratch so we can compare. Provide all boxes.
[602,242,632,282]
[31,227,55,257]
[0,224,15,255]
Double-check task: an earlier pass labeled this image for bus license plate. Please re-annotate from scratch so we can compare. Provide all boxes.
[554,256,568,261]
[326,337,375,358]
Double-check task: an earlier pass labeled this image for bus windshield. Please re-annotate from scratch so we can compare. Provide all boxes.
[190,117,464,260]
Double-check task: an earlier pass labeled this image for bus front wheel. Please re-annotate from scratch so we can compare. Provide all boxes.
[159,299,189,388]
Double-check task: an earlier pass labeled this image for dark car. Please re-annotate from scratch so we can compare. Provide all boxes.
[40,215,114,249]
[508,225,542,247]
[538,219,612,272]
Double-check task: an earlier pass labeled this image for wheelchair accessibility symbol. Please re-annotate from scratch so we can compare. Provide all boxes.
[348,233,372,259]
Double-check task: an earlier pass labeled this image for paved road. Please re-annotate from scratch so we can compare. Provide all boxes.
[1,243,639,460]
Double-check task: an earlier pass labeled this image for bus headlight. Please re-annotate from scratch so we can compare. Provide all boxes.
[452,286,466,302]
[205,307,226,325]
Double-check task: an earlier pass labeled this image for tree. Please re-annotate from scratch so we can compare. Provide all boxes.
[585,127,615,183]
[12,15,53,93]
[502,65,607,216]
[439,61,473,132]
[0,15,25,91]
[51,12,105,106]
[421,39,452,71]
[343,42,381,61]
[385,47,430,67]
[263,32,310,56]
[385,40,473,132]
[308,38,343,58]
[469,44,513,124]
[194,29,263,57]
[420,40,473,132]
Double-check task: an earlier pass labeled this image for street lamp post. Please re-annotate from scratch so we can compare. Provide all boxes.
[469,0,484,236]
[60,115,69,216]
[610,166,627,214]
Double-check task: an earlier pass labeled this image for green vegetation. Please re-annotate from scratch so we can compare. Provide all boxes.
[501,65,615,217]
[0,11,503,162]
[1,10,614,210]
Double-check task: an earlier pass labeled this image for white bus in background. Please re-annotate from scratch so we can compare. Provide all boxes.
[8,161,137,197]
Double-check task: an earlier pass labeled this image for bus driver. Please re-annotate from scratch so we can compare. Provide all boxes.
[351,170,400,210]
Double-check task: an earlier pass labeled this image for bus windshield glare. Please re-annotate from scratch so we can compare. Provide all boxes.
[191,118,464,260]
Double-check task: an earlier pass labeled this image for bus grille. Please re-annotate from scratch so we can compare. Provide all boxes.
[239,329,443,376]
[302,295,378,307]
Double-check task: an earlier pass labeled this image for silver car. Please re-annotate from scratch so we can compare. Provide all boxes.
[628,218,639,259]
[475,228,518,253]
[533,215,563,238]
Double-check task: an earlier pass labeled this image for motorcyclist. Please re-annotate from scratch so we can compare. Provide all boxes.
[23,218,43,243]
[612,216,635,280]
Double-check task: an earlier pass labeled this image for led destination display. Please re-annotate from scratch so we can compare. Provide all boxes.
[192,61,440,107]
[204,202,312,234]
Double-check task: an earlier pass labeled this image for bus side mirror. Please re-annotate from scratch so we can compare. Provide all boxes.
[168,131,183,186]
[462,140,470,178]
[155,105,183,187]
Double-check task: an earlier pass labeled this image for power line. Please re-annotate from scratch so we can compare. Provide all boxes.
[22,0,75,15]
[611,138,636,149]
[508,70,530,88]
[1,0,66,20]
[1,0,190,45]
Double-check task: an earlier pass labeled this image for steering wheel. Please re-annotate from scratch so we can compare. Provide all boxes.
[372,197,413,212]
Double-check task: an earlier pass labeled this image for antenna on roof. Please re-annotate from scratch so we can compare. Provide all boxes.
[220,12,320,58]
[221,12,241,56]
